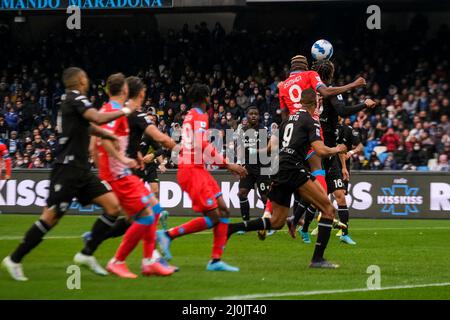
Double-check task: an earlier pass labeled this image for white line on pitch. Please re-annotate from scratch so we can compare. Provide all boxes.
[213,282,450,300]
[1,226,450,241]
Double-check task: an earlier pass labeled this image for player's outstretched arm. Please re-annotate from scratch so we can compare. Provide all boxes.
[83,105,137,125]
[144,124,176,150]
[89,124,118,141]
[332,98,376,117]
[317,77,366,97]
[311,141,347,158]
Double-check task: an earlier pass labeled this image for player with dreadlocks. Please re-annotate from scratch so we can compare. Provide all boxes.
[287,59,376,244]
[278,55,366,244]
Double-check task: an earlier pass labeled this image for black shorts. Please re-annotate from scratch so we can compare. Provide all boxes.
[132,168,146,180]
[46,164,112,216]
[323,156,346,194]
[144,166,159,183]
[239,166,271,196]
[268,165,313,208]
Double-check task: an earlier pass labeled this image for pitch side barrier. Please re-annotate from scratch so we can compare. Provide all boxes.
[1,169,449,218]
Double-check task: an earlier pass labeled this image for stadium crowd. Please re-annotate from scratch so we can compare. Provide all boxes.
[0,18,449,171]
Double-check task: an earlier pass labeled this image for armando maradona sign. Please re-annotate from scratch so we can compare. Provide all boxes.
[1,0,173,10]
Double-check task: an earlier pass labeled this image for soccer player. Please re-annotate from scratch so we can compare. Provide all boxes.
[288,60,375,244]
[280,55,365,244]
[157,83,247,272]
[228,89,347,268]
[98,74,176,278]
[2,67,137,281]
[236,106,271,234]
[0,141,11,181]
[335,118,365,238]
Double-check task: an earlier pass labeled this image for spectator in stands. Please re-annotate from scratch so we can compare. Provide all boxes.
[383,152,398,170]
[429,154,450,171]
[394,143,409,169]
[405,143,428,169]
[5,106,19,132]
[380,128,400,152]
[0,114,10,139]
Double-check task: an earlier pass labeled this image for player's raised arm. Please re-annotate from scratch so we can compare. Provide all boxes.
[331,96,377,117]
[62,68,136,125]
[316,77,366,98]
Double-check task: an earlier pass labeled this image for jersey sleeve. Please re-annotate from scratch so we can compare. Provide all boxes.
[305,117,322,144]
[308,71,326,91]
[74,95,95,115]
[137,113,153,132]
[278,84,288,110]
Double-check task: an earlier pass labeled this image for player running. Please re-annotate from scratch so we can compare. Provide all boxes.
[97,75,177,278]
[2,67,137,281]
[236,106,271,235]
[139,114,170,228]
[288,60,375,244]
[228,89,347,268]
[157,83,247,272]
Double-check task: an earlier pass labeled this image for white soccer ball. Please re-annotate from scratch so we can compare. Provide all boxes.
[311,39,333,61]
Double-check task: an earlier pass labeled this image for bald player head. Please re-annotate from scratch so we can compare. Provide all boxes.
[300,88,317,115]
[62,67,89,95]
[290,55,309,72]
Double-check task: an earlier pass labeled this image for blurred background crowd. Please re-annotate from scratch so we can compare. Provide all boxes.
[0,15,449,171]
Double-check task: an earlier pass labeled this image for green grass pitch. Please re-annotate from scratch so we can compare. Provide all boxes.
[1,214,450,300]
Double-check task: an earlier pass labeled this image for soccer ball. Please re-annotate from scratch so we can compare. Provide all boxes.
[311,39,333,61]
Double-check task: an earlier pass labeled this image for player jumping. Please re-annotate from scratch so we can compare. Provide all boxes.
[157,84,247,272]
[228,89,347,268]
[288,60,375,244]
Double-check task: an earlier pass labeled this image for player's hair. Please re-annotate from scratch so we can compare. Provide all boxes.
[300,88,317,109]
[107,73,126,96]
[126,76,145,99]
[188,83,210,104]
[312,60,335,83]
[62,67,85,90]
[290,55,309,72]
[247,105,259,114]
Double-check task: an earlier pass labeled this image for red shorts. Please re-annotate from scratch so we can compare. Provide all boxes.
[177,167,222,213]
[109,175,153,217]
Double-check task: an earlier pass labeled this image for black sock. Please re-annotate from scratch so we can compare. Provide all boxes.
[293,201,309,226]
[228,218,271,236]
[81,213,118,256]
[211,258,221,264]
[338,205,350,236]
[10,220,51,263]
[312,218,333,262]
[105,218,131,239]
[239,198,250,221]
[302,207,316,232]
[293,200,299,214]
